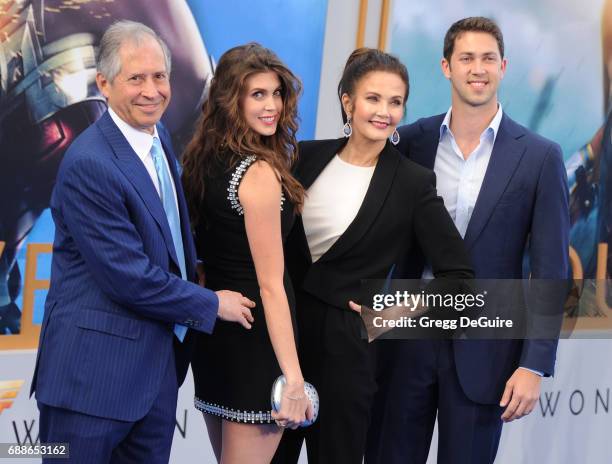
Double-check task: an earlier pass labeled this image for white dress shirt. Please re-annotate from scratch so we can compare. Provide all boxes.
[302,155,375,262]
[108,108,180,212]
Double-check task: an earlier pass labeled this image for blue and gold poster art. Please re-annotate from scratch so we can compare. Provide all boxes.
[0,0,327,348]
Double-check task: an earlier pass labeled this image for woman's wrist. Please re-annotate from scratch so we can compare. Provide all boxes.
[284,373,304,386]
[283,377,305,399]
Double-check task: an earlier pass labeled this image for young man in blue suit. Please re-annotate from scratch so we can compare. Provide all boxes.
[31,21,255,464]
[367,17,569,464]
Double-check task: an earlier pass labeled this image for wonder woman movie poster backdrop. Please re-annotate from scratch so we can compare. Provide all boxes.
[0,0,327,348]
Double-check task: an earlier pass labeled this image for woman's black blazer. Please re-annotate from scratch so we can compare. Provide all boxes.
[285,138,474,310]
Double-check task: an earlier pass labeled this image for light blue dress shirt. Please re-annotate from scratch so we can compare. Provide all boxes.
[422,104,502,281]
[434,105,503,238]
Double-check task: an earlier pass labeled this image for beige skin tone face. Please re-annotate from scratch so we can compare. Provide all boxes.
[437,31,507,159]
[241,71,283,137]
[342,70,406,147]
[96,36,171,134]
[442,31,506,114]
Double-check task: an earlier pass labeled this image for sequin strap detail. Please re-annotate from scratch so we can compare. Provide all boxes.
[227,155,286,215]
[194,397,273,424]
[227,155,257,215]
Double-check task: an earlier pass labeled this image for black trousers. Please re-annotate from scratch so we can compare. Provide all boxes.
[272,292,378,464]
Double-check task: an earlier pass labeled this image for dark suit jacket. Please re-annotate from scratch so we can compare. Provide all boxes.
[31,111,218,421]
[397,113,570,403]
[286,138,474,313]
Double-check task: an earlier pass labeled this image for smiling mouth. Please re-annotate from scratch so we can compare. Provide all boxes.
[138,102,162,111]
[468,81,488,88]
[370,120,390,129]
[259,115,278,125]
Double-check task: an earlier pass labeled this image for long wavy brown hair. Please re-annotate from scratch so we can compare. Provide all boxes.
[182,43,304,227]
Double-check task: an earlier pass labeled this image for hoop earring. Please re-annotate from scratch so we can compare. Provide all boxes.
[390,129,400,145]
[343,118,352,138]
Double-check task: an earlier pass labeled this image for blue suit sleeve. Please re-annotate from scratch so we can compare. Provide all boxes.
[520,142,570,375]
[58,156,218,333]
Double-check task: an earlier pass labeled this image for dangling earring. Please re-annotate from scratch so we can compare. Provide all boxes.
[390,128,400,145]
[343,117,352,138]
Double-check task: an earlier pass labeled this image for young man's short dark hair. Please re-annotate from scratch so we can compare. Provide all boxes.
[443,16,505,61]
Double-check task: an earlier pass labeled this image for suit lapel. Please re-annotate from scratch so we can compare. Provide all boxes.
[96,112,180,271]
[410,115,444,169]
[463,114,526,250]
[298,138,345,189]
[319,141,400,262]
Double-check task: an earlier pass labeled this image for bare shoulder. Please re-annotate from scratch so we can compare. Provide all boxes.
[239,159,282,207]
[243,159,280,183]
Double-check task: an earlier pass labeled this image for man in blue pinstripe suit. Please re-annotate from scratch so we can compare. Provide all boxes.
[30,21,255,463]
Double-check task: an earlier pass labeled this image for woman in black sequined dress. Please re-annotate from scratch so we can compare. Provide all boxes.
[182,43,313,463]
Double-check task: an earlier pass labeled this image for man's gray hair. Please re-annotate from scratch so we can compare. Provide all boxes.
[97,20,172,82]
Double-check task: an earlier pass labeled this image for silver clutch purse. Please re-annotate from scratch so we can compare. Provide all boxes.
[270,375,319,427]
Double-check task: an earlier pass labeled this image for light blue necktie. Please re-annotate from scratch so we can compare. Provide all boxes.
[151,137,188,342]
